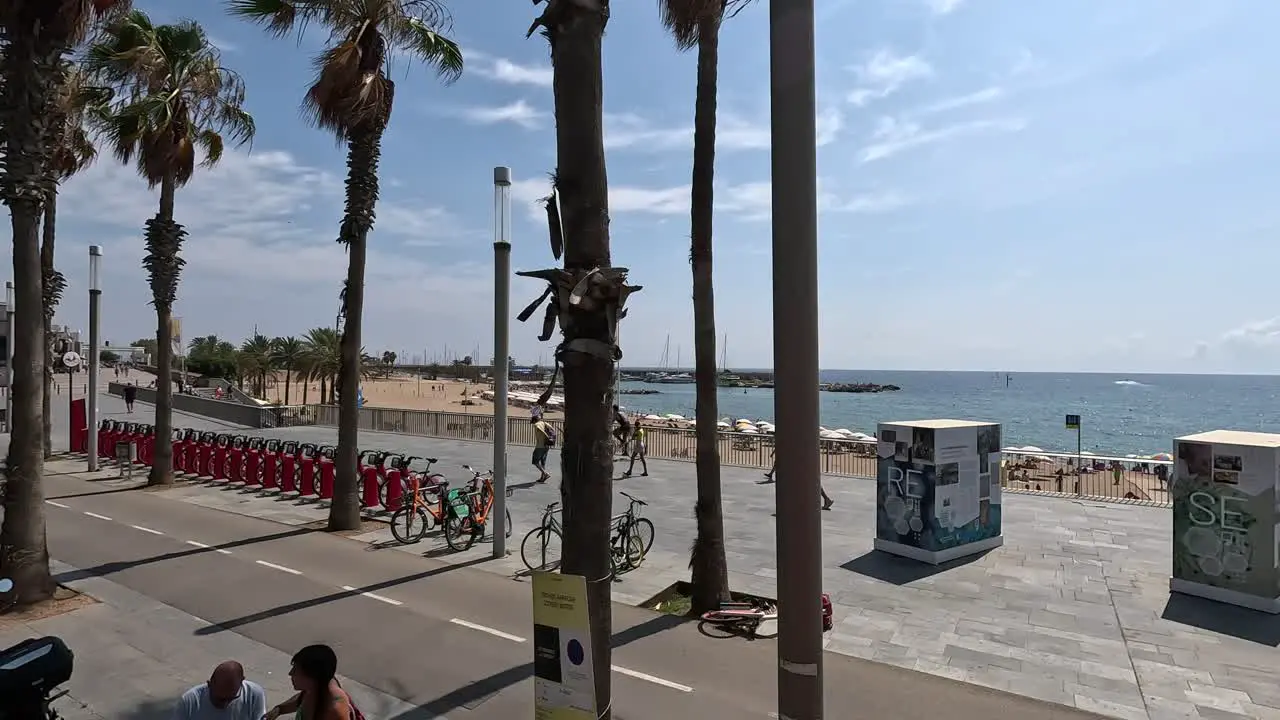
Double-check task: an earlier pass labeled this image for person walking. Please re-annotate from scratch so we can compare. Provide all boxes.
[531,416,556,483]
[123,382,137,413]
[622,423,648,477]
[762,451,833,509]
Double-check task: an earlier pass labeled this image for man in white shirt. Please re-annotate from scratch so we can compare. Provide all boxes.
[172,661,266,720]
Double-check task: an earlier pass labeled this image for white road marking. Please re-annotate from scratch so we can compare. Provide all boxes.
[83,511,112,521]
[130,524,164,536]
[611,665,693,692]
[45,501,70,509]
[185,540,231,555]
[449,618,527,643]
[255,560,302,576]
[341,586,403,607]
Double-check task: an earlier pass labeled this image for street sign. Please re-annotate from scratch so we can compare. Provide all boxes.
[61,351,81,369]
[1065,414,1080,430]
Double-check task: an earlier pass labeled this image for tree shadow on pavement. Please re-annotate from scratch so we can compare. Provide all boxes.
[388,612,686,718]
[111,696,172,720]
[53,527,318,583]
[192,555,496,635]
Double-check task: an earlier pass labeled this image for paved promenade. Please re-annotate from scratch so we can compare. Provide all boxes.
[15,391,1280,719]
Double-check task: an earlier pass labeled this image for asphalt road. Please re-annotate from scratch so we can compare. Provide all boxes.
[39,472,1107,719]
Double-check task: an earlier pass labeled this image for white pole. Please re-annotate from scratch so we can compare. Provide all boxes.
[492,166,513,558]
[87,246,103,470]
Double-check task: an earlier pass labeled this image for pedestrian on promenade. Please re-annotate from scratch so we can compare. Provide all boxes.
[622,423,648,477]
[123,382,137,413]
[171,660,266,719]
[762,451,834,510]
[264,644,360,720]
[531,415,555,483]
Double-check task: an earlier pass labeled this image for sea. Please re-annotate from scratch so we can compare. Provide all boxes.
[617,371,1280,457]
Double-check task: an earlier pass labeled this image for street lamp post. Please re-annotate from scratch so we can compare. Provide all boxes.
[770,0,824,715]
[88,245,103,471]
[492,166,513,559]
[4,281,12,434]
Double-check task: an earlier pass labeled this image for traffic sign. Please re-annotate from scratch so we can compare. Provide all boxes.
[1065,414,1080,430]
[61,351,82,369]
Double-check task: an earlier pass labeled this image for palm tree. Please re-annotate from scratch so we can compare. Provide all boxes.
[86,10,255,486]
[238,333,273,397]
[0,0,129,606]
[41,63,110,459]
[271,336,305,404]
[659,0,736,612]
[302,327,342,405]
[231,0,463,532]
[527,0,619,711]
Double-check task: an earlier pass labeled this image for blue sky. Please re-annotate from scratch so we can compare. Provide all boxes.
[19,0,1280,372]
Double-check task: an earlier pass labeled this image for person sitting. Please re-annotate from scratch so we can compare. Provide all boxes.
[172,661,266,719]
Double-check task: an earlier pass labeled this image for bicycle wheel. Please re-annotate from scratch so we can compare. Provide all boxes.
[390,507,430,544]
[445,516,478,551]
[520,526,562,571]
[505,509,513,538]
[624,531,646,568]
[630,517,655,554]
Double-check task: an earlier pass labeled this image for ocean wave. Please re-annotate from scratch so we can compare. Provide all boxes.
[1114,380,1146,386]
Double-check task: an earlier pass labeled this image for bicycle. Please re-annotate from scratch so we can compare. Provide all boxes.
[521,502,564,571]
[609,492,654,574]
[699,596,779,639]
[387,457,449,544]
[443,466,513,552]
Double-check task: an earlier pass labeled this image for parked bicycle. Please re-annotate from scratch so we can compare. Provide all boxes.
[520,491,655,576]
[443,465,513,552]
[521,501,564,571]
[388,457,452,544]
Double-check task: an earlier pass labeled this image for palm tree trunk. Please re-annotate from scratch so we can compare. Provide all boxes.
[319,377,326,405]
[330,127,381,532]
[147,173,180,487]
[548,4,615,714]
[40,191,56,459]
[284,368,292,405]
[0,32,61,606]
[688,15,731,613]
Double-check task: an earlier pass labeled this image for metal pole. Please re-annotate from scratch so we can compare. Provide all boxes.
[492,165,513,558]
[770,0,823,713]
[1076,425,1082,496]
[88,245,102,470]
[4,281,12,434]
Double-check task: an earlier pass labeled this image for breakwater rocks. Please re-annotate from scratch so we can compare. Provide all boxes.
[621,389,661,395]
[820,382,901,394]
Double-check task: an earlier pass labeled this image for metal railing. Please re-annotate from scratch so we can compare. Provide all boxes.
[294,405,1171,504]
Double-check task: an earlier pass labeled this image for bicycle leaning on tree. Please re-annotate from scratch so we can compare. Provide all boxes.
[519,491,655,578]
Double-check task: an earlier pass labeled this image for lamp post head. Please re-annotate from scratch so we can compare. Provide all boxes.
[493,166,512,187]
[89,245,103,292]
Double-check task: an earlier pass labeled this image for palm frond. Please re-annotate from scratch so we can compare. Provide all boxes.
[389,16,463,84]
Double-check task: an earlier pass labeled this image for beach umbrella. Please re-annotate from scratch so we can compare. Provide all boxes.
[1150,452,1173,462]
[644,414,662,420]
[717,421,731,428]
[1021,445,1044,452]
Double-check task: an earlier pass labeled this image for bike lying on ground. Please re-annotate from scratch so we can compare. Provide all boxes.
[0,578,76,720]
[699,596,780,639]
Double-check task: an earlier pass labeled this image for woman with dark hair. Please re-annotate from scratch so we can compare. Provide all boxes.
[262,645,356,720]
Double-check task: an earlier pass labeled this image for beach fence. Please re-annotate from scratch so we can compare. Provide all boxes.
[304,405,1171,505]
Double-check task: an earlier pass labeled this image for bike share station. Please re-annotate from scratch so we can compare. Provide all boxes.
[874,419,1005,564]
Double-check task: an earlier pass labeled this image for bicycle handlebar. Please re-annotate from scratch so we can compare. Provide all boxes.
[619,491,648,507]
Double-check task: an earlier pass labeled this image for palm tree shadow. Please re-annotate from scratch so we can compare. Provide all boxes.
[112,696,173,720]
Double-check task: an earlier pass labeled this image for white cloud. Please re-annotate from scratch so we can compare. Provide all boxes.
[1221,318,1280,347]
[859,116,1027,162]
[207,36,238,53]
[466,50,553,87]
[52,148,494,351]
[925,0,964,15]
[510,178,909,223]
[458,100,546,129]
[846,49,933,106]
[919,87,1004,114]
[604,107,844,152]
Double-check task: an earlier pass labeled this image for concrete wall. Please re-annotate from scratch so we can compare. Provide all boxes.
[107,382,280,428]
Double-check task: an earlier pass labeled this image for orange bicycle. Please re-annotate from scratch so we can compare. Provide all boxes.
[388,458,451,545]
[444,465,514,551]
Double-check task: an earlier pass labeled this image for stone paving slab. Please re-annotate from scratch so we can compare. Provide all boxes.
[51,419,1280,720]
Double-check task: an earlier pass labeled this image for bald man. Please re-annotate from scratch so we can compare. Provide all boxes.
[172,661,267,720]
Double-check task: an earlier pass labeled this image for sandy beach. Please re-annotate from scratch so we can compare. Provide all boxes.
[261,373,559,418]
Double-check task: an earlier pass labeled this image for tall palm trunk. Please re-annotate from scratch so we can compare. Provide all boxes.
[319,376,326,404]
[688,15,730,613]
[330,127,380,532]
[284,368,292,405]
[146,174,183,487]
[0,33,61,605]
[547,4,615,715]
[40,191,57,459]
